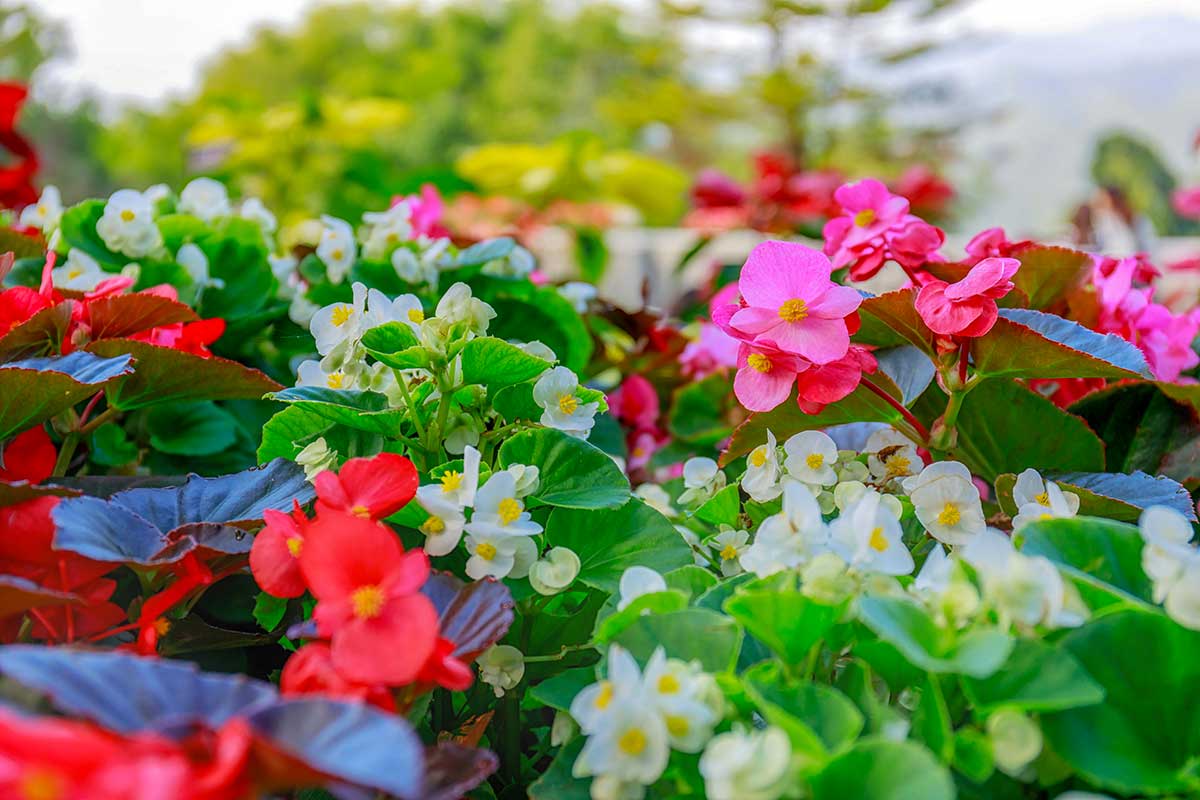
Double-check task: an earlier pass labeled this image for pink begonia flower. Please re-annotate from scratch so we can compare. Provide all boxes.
[794,345,877,414]
[680,322,740,379]
[608,374,660,432]
[390,183,449,239]
[828,179,910,250]
[915,257,1019,338]
[889,218,946,273]
[1172,187,1200,220]
[733,342,806,412]
[1135,304,1200,382]
[727,241,863,364]
[822,179,945,280]
[963,227,1032,265]
[627,430,662,472]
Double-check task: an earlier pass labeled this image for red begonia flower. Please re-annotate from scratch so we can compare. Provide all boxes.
[415,636,475,692]
[0,425,57,484]
[249,502,308,599]
[280,642,396,712]
[313,452,419,521]
[795,345,878,415]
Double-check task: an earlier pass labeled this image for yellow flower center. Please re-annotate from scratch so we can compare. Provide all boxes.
[422,515,446,535]
[617,727,647,755]
[120,209,135,223]
[20,769,65,800]
[475,541,497,561]
[67,268,83,280]
[595,681,613,709]
[330,305,354,327]
[805,453,825,470]
[720,542,740,561]
[884,454,911,477]
[778,298,809,322]
[286,536,303,557]
[351,584,385,619]
[351,504,370,518]
[937,502,961,527]
[35,204,46,217]
[558,393,578,415]
[386,231,399,243]
[407,308,425,323]
[440,470,464,493]
[498,497,522,525]
[854,208,876,227]
[747,352,773,373]
[1034,491,1050,506]
[326,372,345,389]
[331,248,345,261]
[665,715,690,738]
[868,526,889,552]
[749,447,768,468]
[657,674,680,694]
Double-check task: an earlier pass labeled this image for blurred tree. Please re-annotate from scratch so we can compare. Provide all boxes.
[0,1,67,81]
[1091,132,1200,236]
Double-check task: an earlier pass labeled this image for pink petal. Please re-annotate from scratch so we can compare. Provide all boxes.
[808,283,863,319]
[756,316,850,364]
[730,306,782,337]
[738,241,833,307]
[945,257,1020,300]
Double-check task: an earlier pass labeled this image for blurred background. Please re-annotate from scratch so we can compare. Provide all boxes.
[4,0,1200,297]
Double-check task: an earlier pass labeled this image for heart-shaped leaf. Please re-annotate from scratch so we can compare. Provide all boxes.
[856,597,1013,678]
[975,309,1151,380]
[1018,516,1153,611]
[0,351,133,441]
[84,293,199,340]
[1010,245,1094,310]
[874,346,935,405]
[361,322,427,370]
[498,427,629,509]
[810,738,954,800]
[269,386,408,435]
[961,637,1105,713]
[855,289,932,355]
[460,336,550,390]
[0,301,73,359]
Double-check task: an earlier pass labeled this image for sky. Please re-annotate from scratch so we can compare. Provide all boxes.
[28,0,1200,104]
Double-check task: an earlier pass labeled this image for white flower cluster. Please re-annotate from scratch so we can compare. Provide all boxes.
[571,645,725,800]
[1139,505,1200,630]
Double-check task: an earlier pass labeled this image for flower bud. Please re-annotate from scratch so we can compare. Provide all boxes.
[987,708,1042,776]
[529,547,581,596]
[800,552,854,605]
[296,437,338,481]
[478,645,525,698]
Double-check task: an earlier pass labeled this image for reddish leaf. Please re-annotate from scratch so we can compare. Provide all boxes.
[0,301,73,359]
[974,310,1150,381]
[421,572,515,662]
[84,293,198,341]
[0,575,77,619]
[0,351,134,441]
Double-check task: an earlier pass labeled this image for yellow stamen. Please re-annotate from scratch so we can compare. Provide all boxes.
[407,308,425,323]
[350,504,370,518]
[595,681,613,709]
[326,372,345,389]
[749,447,768,468]
[351,584,385,619]
[854,209,876,227]
[558,393,578,415]
[440,470,463,493]
[331,248,345,261]
[1034,492,1050,506]
[67,269,83,281]
[657,674,680,694]
[884,454,911,477]
[330,305,353,327]
[937,502,961,527]
[421,515,446,535]
[120,209,135,222]
[153,617,171,637]
[617,727,647,755]
[720,543,739,561]
[20,769,65,800]
[778,298,809,322]
[498,497,522,525]
[665,715,690,738]
[805,453,825,470]
[286,536,303,557]
[868,526,889,552]
[475,541,497,561]
[747,353,772,373]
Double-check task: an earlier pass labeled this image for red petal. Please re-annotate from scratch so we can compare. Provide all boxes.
[331,594,438,685]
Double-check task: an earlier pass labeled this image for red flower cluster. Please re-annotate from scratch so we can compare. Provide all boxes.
[0,82,38,210]
[250,453,472,710]
[823,179,946,282]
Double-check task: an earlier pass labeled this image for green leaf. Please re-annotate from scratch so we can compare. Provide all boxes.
[950,378,1104,481]
[0,351,133,441]
[742,661,864,761]
[528,739,590,800]
[962,638,1105,713]
[492,382,542,422]
[460,336,550,390]
[446,236,516,269]
[253,592,288,632]
[810,738,955,800]
[1018,516,1154,610]
[545,500,692,592]
[694,483,741,527]
[724,588,841,666]
[952,729,995,784]
[664,564,718,599]
[669,373,733,446]
[360,322,428,370]
[1041,611,1200,795]
[593,590,689,642]
[268,386,407,435]
[611,607,742,673]
[146,402,239,456]
[84,341,281,411]
[528,667,596,713]
[498,427,629,509]
[856,597,1013,678]
[257,404,383,464]
[912,675,953,762]
[1010,245,1093,310]
[486,285,592,373]
[974,309,1151,380]
[195,217,277,321]
[88,423,138,467]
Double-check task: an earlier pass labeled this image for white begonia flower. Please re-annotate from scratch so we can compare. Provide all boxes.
[677,457,726,507]
[288,294,320,327]
[482,244,536,279]
[570,645,645,735]
[295,437,338,482]
[143,183,170,204]
[676,525,711,566]
[828,489,914,576]
[176,243,213,289]
[588,775,645,800]
[698,725,792,800]
[178,177,231,221]
[617,566,667,611]
[903,461,986,546]
[963,530,1087,630]
[435,281,496,334]
[465,470,543,540]
[310,282,368,358]
[551,710,578,747]
[96,189,163,259]
[296,359,354,391]
[573,655,670,788]
[866,427,921,481]
[740,481,829,578]
[417,495,466,557]
[363,288,424,335]
[19,185,62,232]
[742,431,782,502]
[239,197,277,233]
[1012,481,1079,530]
[1138,505,1200,630]
[1013,468,1080,513]
[987,708,1043,776]
[51,249,106,291]
[634,484,675,518]
[518,340,557,362]
[558,281,597,312]
[464,531,522,579]
[712,528,750,577]
[911,545,980,628]
[506,464,540,498]
[508,535,540,579]
[361,201,413,261]
[391,243,438,286]
[642,648,720,753]
[529,546,582,595]
[783,430,839,487]
[534,366,599,439]
[316,215,356,284]
[444,414,483,455]
[425,446,481,508]
[477,644,525,697]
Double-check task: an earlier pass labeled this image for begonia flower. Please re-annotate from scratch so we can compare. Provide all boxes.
[915,257,1019,338]
[313,452,418,521]
[249,502,309,598]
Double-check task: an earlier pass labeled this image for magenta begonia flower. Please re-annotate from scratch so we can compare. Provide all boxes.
[1172,187,1200,220]
[794,346,878,414]
[728,241,863,364]
[733,342,807,412]
[830,179,910,249]
[915,257,1019,338]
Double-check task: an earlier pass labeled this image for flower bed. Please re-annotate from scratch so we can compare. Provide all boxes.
[0,174,1199,799]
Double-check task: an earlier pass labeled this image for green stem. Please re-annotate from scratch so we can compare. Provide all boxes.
[52,434,80,478]
[393,371,428,443]
[77,405,120,437]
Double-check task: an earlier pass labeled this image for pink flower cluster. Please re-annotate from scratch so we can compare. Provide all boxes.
[608,374,667,473]
[822,179,946,281]
[1173,187,1200,221]
[1094,256,1200,382]
[916,257,1020,339]
[962,227,1032,265]
[714,241,875,413]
